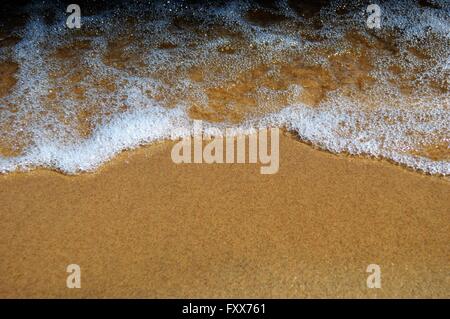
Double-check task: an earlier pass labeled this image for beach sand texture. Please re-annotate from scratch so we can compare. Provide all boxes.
[1,134,449,298]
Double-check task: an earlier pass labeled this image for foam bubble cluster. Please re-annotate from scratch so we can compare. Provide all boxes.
[0,0,448,174]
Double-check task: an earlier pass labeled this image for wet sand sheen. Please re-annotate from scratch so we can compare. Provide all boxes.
[0,133,449,298]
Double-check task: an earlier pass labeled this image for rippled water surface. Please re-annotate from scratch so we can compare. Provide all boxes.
[0,0,448,174]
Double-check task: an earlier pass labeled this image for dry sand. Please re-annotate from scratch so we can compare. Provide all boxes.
[0,132,449,298]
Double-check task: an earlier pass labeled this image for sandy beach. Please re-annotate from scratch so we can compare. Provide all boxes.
[1,132,448,298]
[0,0,449,299]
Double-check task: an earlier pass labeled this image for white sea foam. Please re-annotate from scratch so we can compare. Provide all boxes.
[0,0,448,175]
[1,100,448,175]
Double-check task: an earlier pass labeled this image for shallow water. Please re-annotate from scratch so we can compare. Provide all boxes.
[0,0,449,174]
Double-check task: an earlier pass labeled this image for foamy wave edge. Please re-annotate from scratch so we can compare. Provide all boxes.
[1,102,449,176]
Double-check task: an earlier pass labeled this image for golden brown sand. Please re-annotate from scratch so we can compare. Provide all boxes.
[0,133,449,298]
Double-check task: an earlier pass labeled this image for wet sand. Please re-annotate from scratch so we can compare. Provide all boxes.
[0,132,449,298]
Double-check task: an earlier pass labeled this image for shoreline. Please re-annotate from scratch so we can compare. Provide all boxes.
[0,132,449,298]
[2,130,449,179]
